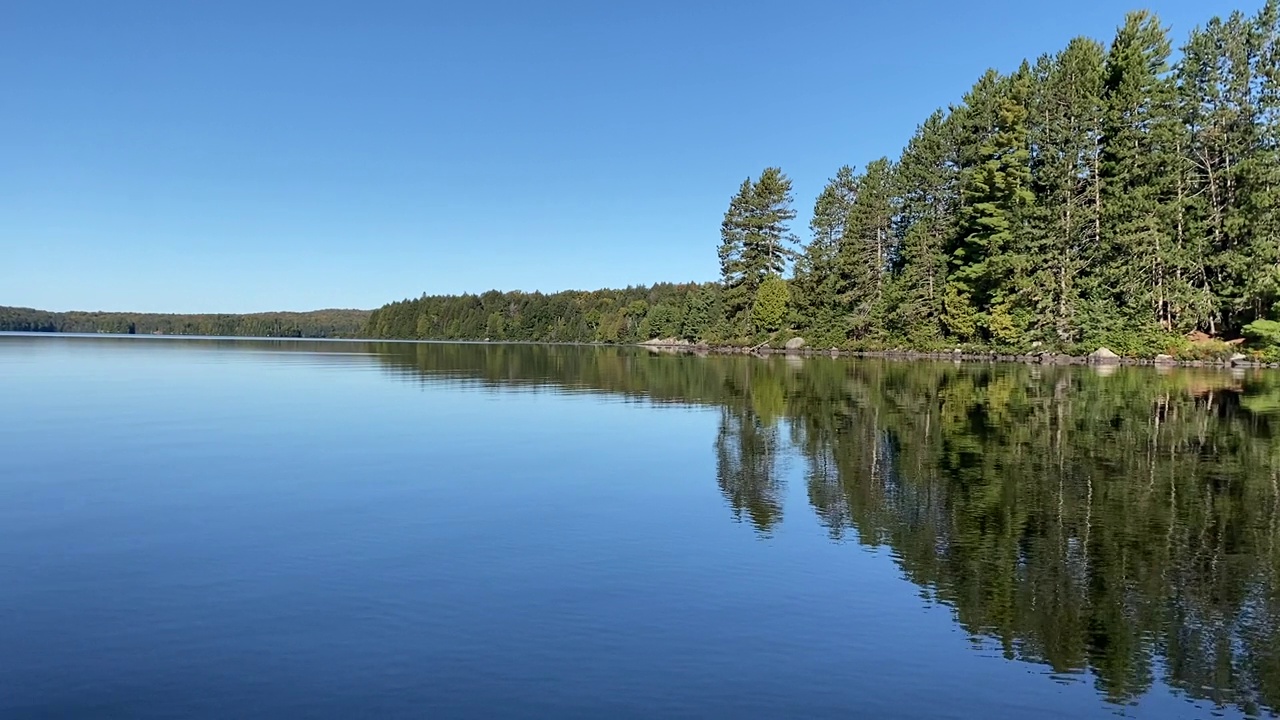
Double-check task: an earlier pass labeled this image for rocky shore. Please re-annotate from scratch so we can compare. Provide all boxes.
[638,338,1278,369]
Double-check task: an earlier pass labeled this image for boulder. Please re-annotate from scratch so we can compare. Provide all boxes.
[1230,353,1249,366]
[784,337,806,350]
[1154,354,1176,364]
[1090,347,1120,363]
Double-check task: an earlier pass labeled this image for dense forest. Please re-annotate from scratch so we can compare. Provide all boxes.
[367,2,1280,359]
[363,341,1280,716]
[0,306,370,338]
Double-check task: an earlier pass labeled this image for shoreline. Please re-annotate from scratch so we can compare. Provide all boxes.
[637,340,1280,370]
[5,331,1276,370]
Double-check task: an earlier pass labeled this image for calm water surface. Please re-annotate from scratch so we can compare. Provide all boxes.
[2,334,1279,719]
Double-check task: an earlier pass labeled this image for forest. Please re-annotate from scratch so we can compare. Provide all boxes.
[0,306,370,338]
[366,2,1280,359]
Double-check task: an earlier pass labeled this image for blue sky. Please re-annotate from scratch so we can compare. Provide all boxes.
[1,0,1246,313]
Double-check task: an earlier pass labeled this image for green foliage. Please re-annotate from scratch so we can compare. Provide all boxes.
[951,67,1036,344]
[720,168,799,329]
[793,165,857,341]
[1244,319,1280,347]
[680,285,719,342]
[1170,338,1236,361]
[645,302,683,340]
[1074,324,1179,358]
[751,275,790,333]
[363,284,711,344]
[0,306,369,338]
[783,2,1278,354]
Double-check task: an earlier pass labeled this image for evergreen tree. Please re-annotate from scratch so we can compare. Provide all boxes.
[1096,11,1179,334]
[681,284,723,342]
[1027,38,1106,345]
[893,111,959,345]
[719,178,755,324]
[947,67,1035,344]
[838,158,896,339]
[1179,5,1280,332]
[795,166,858,341]
[1247,0,1280,319]
[752,275,790,333]
[746,167,800,279]
[719,168,799,335]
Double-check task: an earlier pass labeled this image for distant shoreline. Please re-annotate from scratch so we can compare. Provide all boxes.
[5,331,1277,371]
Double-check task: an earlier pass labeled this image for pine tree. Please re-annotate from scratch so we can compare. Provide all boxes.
[1248,0,1280,318]
[948,67,1035,344]
[752,275,791,333]
[893,111,960,345]
[1180,4,1280,331]
[1096,11,1179,334]
[838,158,896,339]
[719,178,755,325]
[745,167,800,279]
[795,166,858,341]
[1027,38,1106,345]
[719,168,798,335]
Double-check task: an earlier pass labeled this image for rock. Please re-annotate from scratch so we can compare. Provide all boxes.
[1186,330,1212,343]
[784,337,806,350]
[1230,353,1248,366]
[1090,347,1120,363]
[1154,354,1175,364]
[1226,337,1246,346]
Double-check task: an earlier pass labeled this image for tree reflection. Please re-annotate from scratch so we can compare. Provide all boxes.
[715,405,784,534]
[371,342,1280,716]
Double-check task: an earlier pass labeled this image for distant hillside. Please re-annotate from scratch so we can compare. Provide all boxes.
[0,306,371,339]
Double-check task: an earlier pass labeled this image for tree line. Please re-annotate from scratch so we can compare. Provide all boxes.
[0,306,370,338]
[367,2,1280,359]
[781,2,1280,356]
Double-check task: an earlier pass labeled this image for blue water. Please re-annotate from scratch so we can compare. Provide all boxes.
[0,335,1267,719]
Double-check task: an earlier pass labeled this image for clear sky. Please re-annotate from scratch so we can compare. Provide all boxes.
[1,0,1248,313]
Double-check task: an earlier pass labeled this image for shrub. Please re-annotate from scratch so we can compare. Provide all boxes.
[1243,319,1280,348]
[1171,338,1236,362]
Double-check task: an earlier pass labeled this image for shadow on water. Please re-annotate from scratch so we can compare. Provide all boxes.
[355,341,1280,718]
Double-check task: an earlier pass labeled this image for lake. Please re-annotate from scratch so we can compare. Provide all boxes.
[2,334,1278,719]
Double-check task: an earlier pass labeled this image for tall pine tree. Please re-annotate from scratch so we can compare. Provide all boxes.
[719,168,798,335]
[795,166,858,341]
[1027,38,1106,344]
[893,111,960,345]
[838,158,896,339]
[1096,11,1180,334]
[947,67,1035,344]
